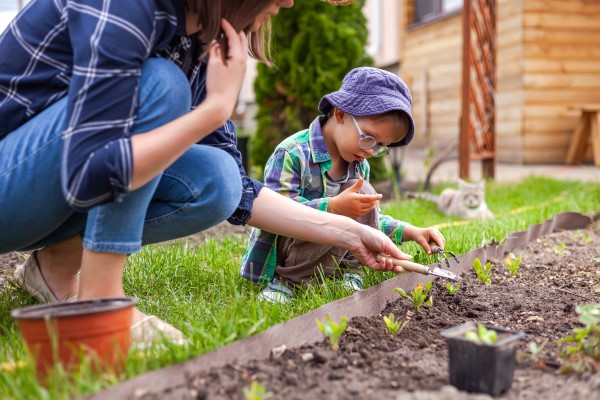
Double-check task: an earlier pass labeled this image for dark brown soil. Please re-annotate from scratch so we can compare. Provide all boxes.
[137,221,600,400]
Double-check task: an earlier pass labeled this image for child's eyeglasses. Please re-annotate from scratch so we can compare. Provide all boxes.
[350,116,390,157]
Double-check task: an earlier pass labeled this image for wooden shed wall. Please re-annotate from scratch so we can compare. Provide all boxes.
[400,0,524,162]
[522,0,600,163]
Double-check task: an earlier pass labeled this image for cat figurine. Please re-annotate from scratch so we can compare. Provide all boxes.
[408,179,494,220]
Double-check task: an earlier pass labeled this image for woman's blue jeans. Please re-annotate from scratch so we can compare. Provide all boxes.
[0,58,242,254]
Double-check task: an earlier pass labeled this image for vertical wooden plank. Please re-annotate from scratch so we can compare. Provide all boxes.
[565,111,590,164]
[460,0,473,179]
[591,111,600,167]
[482,0,496,179]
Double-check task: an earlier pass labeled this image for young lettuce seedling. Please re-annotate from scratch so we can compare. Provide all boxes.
[558,303,600,374]
[464,324,498,345]
[243,381,272,400]
[445,282,460,295]
[553,241,567,256]
[315,315,348,351]
[504,253,523,276]
[382,312,412,336]
[472,258,493,286]
[528,340,548,368]
[394,282,433,314]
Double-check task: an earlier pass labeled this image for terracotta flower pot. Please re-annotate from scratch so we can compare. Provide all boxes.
[11,297,137,380]
[440,321,524,396]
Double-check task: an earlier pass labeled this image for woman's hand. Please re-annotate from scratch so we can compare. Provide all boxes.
[328,178,382,218]
[401,224,445,255]
[204,19,248,123]
[347,224,411,273]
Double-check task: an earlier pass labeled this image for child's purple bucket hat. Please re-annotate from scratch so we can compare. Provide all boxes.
[318,67,415,146]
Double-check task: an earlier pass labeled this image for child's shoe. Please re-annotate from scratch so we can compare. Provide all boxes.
[341,272,363,292]
[258,278,294,304]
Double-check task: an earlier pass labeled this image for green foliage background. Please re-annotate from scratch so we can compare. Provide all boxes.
[250,0,388,181]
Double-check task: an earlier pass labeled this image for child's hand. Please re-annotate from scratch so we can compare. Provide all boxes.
[402,224,445,255]
[328,178,382,218]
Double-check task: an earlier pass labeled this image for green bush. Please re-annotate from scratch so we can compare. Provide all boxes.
[251,0,388,182]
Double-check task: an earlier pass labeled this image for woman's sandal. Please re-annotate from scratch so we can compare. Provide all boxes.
[13,251,78,303]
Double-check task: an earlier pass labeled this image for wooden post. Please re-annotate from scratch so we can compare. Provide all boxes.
[459,0,472,179]
[482,1,496,179]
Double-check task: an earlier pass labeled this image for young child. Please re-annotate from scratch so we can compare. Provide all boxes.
[241,67,445,303]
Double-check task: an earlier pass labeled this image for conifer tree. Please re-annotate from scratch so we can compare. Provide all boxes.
[250,0,388,181]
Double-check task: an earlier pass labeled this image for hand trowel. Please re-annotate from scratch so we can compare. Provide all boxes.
[376,253,462,281]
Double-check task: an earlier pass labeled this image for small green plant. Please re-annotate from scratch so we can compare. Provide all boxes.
[558,303,600,374]
[243,381,272,400]
[382,313,408,336]
[464,324,498,345]
[394,282,433,313]
[472,258,493,285]
[315,315,348,351]
[504,253,523,276]
[445,282,460,294]
[553,241,567,256]
[573,231,593,244]
[528,340,548,368]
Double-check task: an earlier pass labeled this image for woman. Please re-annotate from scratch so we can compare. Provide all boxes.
[0,0,413,344]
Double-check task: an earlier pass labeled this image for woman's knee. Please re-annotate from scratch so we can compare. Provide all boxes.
[198,147,242,219]
[162,146,242,222]
[135,58,191,129]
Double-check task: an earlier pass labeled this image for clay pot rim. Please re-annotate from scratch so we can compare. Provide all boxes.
[11,297,138,320]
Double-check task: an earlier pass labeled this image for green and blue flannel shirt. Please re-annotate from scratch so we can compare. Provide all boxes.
[241,116,407,283]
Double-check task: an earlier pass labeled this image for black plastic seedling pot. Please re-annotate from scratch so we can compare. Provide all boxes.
[440,321,524,396]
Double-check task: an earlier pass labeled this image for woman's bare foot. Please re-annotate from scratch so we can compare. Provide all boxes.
[132,308,148,325]
[36,236,82,300]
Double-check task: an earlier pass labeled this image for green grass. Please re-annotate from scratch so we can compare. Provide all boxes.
[1,176,599,399]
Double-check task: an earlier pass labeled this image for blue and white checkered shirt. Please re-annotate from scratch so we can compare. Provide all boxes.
[0,0,261,224]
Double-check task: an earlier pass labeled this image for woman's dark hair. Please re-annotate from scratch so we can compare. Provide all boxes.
[186,0,274,64]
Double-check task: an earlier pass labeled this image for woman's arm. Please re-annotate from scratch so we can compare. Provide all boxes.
[247,188,411,272]
[130,20,248,189]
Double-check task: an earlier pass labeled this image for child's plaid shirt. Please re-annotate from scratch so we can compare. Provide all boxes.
[241,116,407,283]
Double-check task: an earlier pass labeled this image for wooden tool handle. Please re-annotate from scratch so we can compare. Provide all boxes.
[377,254,429,275]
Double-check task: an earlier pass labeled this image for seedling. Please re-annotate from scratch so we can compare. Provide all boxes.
[553,241,567,256]
[394,282,433,313]
[315,315,348,351]
[244,381,272,400]
[504,253,523,276]
[445,282,460,295]
[573,231,593,244]
[528,340,548,368]
[472,258,493,286]
[558,303,600,374]
[382,312,410,336]
[464,324,498,345]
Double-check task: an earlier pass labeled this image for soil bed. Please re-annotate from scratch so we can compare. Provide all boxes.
[139,221,600,400]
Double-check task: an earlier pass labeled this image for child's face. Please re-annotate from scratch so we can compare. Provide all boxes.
[332,111,406,163]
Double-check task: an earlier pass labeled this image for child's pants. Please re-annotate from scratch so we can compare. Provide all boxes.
[0,58,242,254]
[275,179,379,286]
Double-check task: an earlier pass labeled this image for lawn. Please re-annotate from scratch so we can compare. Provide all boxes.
[1,176,599,399]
